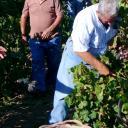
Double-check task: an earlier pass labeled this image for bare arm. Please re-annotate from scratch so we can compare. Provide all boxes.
[75,51,110,76]
[20,12,29,44]
[41,12,63,39]
[49,13,63,32]
[41,0,63,39]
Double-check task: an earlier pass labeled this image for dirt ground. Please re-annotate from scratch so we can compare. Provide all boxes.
[0,92,53,128]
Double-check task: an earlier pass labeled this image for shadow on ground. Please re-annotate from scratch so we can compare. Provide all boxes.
[0,92,53,128]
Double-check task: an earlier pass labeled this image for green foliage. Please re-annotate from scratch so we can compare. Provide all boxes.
[66,58,128,127]
[0,0,70,99]
[0,0,24,17]
[0,0,30,98]
[111,1,128,49]
[61,1,72,43]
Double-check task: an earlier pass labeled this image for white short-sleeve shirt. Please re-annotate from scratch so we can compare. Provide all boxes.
[71,4,118,56]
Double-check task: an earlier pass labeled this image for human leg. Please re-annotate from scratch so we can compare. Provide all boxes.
[49,96,68,124]
[45,36,62,89]
[49,38,82,123]
[29,38,46,92]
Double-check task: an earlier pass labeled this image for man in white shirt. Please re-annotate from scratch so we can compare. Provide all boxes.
[49,0,119,124]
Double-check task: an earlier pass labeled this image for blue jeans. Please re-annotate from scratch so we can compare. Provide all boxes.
[29,36,62,92]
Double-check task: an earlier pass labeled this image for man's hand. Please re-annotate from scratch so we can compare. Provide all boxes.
[100,68,116,77]
[0,46,7,60]
[109,70,116,77]
[41,28,53,40]
[96,64,116,77]
[22,35,28,45]
[98,65,110,76]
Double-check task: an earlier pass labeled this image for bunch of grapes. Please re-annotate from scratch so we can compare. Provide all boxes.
[116,45,128,60]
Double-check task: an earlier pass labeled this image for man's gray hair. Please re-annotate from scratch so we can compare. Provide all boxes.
[98,0,119,17]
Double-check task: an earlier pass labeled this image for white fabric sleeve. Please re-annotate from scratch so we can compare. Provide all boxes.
[71,12,93,52]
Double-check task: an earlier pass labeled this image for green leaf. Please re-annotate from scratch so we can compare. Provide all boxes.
[122,103,128,114]
[90,111,97,119]
[95,84,105,102]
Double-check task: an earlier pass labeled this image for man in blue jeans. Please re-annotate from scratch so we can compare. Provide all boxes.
[49,0,119,124]
[20,0,63,94]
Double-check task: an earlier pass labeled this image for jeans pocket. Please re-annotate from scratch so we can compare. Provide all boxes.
[49,36,61,46]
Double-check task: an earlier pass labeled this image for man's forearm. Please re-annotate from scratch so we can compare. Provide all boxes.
[48,14,63,31]
[75,51,110,75]
[20,15,27,35]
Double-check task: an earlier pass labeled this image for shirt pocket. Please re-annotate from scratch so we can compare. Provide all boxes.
[90,36,106,49]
